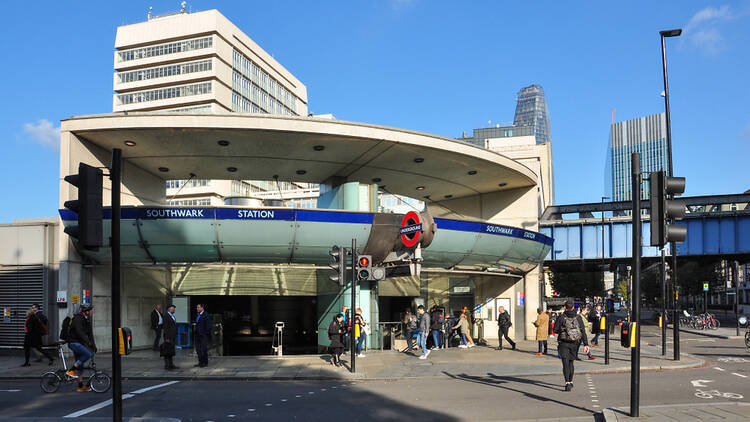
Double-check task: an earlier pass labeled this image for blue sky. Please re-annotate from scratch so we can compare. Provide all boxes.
[1,1,749,223]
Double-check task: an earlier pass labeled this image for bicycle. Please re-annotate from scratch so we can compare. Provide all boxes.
[40,341,111,393]
[694,389,743,399]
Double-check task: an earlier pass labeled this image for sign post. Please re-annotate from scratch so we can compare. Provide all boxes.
[703,283,709,314]
[111,148,123,422]
[630,152,642,418]
[350,238,356,374]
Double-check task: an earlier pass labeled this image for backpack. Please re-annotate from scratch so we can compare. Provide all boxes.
[558,314,582,343]
[59,316,73,341]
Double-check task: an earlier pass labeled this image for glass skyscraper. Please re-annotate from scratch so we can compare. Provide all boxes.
[608,112,668,202]
[513,84,551,144]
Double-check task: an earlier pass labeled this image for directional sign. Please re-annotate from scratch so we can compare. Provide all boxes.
[691,379,714,388]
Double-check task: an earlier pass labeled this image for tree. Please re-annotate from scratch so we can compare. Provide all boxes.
[616,280,628,299]
[550,271,604,299]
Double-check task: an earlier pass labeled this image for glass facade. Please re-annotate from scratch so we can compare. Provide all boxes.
[117,59,212,83]
[117,81,212,105]
[167,198,212,206]
[513,84,551,144]
[231,49,298,115]
[118,36,213,62]
[166,179,210,189]
[609,113,668,201]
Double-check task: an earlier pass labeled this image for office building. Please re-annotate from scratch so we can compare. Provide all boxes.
[513,85,552,144]
[608,112,668,202]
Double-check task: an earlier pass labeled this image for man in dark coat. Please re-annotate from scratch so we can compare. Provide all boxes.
[194,303,211,368]
[327,314,346,367]
[150,305,163,351]
[66,305,97,391]
[161,304,178,370]
[22,307,53,366]
[554,300,590,391]
[497,306,516,350]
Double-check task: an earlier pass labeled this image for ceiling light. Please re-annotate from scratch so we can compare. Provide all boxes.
[414,158,424,163]
[124,140,136,147]
[313,145,325,151]
[416,186,425,191]
[227,167,237,172]
[498,182,507,187]
[371,178,382,183]
[158,167,169,172]
[217,140,230,146]
[468,170,478,175]
[296,170,307,175]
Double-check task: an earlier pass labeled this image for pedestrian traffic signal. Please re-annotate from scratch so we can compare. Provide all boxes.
[649,171,686,248]
[356,255,372,281]
[63,163,103,250]
[118,327,132,355]
[329,245,346,287]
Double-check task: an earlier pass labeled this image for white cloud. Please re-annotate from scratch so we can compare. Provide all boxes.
[23,119,60,150]
[684,5,734,54]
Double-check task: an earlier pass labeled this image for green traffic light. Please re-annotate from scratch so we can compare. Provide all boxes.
[359,270,369,280]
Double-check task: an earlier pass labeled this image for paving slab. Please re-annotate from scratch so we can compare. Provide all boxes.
[603,402,750,421]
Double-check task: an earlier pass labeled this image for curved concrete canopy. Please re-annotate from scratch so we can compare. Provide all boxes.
[62,113,537,201]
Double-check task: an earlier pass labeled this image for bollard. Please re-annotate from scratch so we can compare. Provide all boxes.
[603,315,609,365]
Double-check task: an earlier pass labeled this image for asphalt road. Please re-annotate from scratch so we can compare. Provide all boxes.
[1,328,747,422]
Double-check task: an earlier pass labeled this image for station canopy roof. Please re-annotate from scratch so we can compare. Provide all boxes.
[62,113,537,201]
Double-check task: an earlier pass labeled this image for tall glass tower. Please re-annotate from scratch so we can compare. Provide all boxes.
[608,112,668,202]
[513,84,551,144]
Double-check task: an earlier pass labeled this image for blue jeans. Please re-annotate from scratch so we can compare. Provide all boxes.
[68,342,93,367]
[431,329,441,349]
[538,340,548,354]
[417,332,427,356]
[356,334,366,354]
[460,333,467,346]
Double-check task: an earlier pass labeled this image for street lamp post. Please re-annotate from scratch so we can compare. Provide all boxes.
[660,28,681,361]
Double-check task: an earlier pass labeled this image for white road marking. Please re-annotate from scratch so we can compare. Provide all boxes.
[265,403,272,407]
[227,415,235,418]
[65,381,180,418]
[248,409,256,412]
[691,380,714,388]
[281,399,288,402]
[715,367,726,372]
[321,388,327,391]
[308,392,314,394]
[732,373,748,378]
[295,395,302,398]
[0,389,20,392]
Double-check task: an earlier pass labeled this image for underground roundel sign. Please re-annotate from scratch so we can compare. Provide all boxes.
[399,211,423,248]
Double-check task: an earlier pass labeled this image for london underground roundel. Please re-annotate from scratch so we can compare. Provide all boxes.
[399,211,423,248]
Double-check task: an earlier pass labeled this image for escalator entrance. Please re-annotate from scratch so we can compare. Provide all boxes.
[190,295,317,355]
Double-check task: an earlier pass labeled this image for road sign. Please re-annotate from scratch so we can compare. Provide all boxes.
[703,283,709,292]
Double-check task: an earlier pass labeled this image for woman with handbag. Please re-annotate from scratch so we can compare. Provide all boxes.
[354,308,369,358]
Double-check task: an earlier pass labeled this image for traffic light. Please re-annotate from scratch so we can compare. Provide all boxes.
[63,163,103,250]
[329,245,346,286]
[649,171,686,248]
[356,255,372,281]
[118,327,132,355]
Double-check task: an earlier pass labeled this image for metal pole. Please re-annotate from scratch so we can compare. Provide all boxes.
[110,148,122,422]
[350,239,356,373]
[604,313,610,365]
[735,261,740,337]
[661,249,666,355]
[630,152,641,417]
[661,30,681,362]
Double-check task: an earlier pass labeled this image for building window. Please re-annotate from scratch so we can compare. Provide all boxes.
[117,82,212,105]
[117,59,212,84]
[118,36,213,62]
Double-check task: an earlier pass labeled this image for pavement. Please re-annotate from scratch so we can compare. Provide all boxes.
[0,335,704,381]
[603,402,750,421]
[677,326,746,340]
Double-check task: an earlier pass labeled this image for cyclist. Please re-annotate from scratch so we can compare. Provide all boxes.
[65,305,97,392]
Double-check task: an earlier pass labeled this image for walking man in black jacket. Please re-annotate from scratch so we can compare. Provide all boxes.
[497,306,516,350]
[161,304,178,370]
[194,303,211,368]
[554,300,590,391]
[150,305,163,351]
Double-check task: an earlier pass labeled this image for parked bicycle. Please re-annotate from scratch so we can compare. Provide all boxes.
[40,341,111,393]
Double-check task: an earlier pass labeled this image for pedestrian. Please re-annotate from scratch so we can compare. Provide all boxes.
[340,305,350,350]
[589,305,602,346]
[532,307,549,355]
[327,313,346,367]
[30,304,49,336]
[430,307,444,350]
[416,305,431,359]
[403,309,418,353]
[150,304,164,351]
[579,308,596,361]
[65,305,97,392]
[194,303,211,368]
[22,308,54,366]
[553,300,590,391]
[354,308,368,358]
[452,312,470,348]
[497,306,516,350]
[161,304,179,370]
[462,306,476,348]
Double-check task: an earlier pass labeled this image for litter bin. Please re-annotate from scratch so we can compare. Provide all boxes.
[176,323,192,347]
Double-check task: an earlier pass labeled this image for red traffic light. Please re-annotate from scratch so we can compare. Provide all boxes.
[358,256,370,267]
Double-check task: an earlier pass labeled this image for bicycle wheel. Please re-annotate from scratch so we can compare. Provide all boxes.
[722,392,743,399]
[744,331,750,348]
[88,372,111,393]
[712,319,720,329]
[40,371,61,393]
[694,390,713,399]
